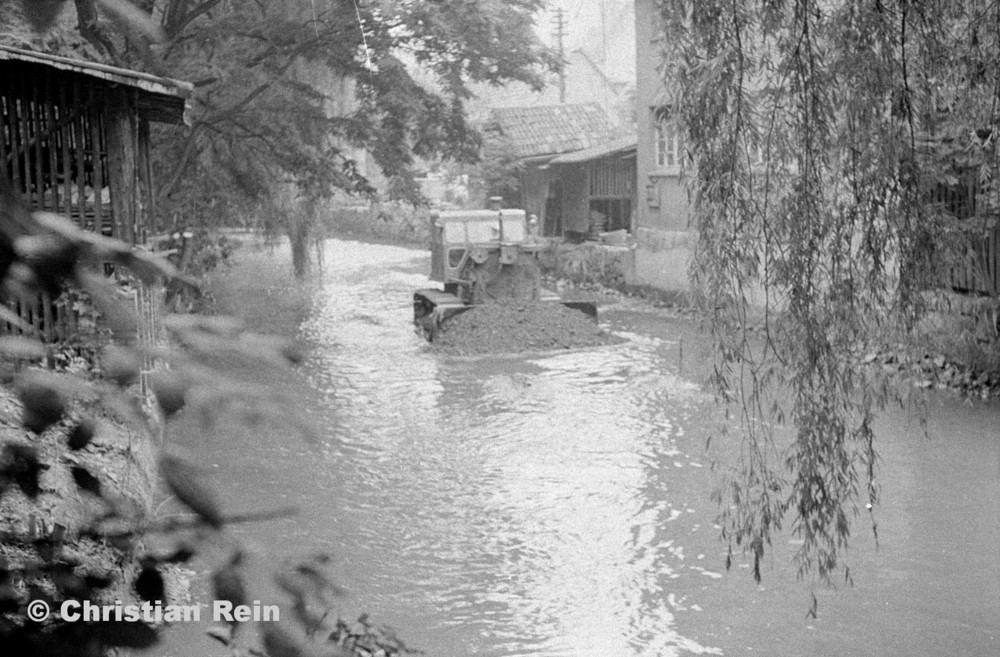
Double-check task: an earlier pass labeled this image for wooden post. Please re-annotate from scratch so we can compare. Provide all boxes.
[73,81,87,228]
[58,81,72,217]
[32,76,45,210]
[15,78,32,206]
[45,75,60,213]
[0,89,8,183]
[105,87,139,244]
[41,292,53,342]
[137,118,153,244]
[88,86,104,233]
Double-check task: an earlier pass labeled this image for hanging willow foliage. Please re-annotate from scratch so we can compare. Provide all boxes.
[655,0,1000,585]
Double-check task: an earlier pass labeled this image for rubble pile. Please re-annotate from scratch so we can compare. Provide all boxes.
[433,301,618,355]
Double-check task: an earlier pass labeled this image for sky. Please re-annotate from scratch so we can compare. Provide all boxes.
[538,0,636,83]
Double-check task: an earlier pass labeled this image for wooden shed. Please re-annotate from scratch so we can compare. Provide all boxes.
[486,104,635,238]
[0,46,191,341]
[546,137,636,237]
[0,45,191,245]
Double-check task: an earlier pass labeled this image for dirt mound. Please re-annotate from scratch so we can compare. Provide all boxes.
[432,301,618,355]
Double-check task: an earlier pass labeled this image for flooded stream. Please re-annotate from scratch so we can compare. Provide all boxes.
[165,238,998,656]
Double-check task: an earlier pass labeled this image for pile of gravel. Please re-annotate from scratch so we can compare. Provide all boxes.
[432,301,617,355]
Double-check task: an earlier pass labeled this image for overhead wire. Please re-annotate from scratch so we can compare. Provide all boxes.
[350,0,376,94]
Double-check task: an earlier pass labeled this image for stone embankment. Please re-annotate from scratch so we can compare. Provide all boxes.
[0,383,157,609]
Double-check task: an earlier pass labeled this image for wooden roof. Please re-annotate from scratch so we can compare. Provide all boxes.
[0,45,192,124]
[548,135,636,164]
[488,103,622,159]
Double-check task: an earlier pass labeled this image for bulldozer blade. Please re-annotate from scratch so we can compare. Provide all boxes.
[413,289,472,341]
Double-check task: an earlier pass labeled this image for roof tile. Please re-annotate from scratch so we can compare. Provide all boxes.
[488,103,623,158]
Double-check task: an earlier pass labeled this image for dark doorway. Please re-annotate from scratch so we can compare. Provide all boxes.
[589,198,632,232]
[544,181,563,236]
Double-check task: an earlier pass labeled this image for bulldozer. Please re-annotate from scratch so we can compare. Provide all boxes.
[413,205,596,340]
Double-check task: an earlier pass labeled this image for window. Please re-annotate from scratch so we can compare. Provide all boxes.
[655,121,679,171]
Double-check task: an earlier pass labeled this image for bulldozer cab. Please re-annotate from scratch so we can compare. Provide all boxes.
[429,209,532,286]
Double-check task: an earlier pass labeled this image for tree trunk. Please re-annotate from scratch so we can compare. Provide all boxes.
[73,0,119,60]
[289,226,310,280]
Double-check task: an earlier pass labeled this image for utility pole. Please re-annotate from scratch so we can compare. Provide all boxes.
[552,7,566,103]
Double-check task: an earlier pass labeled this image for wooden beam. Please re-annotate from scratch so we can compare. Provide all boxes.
[88,85,104,233]
[2,99,95,168]
[0,92,8,184]
[138,118,153,244]
[105,87,139,244]
[45,76,60,213]
[74,80,87,228]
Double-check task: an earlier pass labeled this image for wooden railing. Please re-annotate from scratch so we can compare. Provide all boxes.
[931,176,1000,296]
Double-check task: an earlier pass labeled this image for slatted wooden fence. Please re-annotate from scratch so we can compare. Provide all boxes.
[932,173,1000,297]
[0,53,162,343]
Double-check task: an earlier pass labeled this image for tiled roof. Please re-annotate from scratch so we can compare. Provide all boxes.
[488,103,622,159]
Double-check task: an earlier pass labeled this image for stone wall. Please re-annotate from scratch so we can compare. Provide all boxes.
[537,241,637,287]
[633,227,694,294]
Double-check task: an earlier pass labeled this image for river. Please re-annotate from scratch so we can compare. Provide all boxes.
[162,238,999,657]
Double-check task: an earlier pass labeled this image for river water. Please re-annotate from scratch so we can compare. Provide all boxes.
[165,238,998,657]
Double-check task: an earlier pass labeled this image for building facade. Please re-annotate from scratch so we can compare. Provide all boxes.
[633,0,693,293]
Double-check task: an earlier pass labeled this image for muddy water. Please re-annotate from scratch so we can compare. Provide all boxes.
[170,239,998,656]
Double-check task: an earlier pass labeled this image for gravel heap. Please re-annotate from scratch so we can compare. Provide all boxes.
[432,301,617,355]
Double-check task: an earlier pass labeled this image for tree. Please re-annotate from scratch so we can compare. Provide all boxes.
[1,3,438,652]
[655,0,1000,592]
[141,0,557,277]
[474,128,525,208]
[3,0,557,276]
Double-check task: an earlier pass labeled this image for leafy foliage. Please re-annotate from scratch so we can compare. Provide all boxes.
[1,4,445,650]
[2,0,557,276]
[144,0,556,275]
[474,129,525,208]
[656,0,1000,586]
[0,173,401,655]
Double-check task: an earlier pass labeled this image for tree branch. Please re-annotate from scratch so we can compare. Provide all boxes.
[155,126,202,203]
[166,0,225,38]
[74,0,120,61]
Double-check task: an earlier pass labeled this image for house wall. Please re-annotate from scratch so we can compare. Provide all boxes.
[635,0,688,234]
[634,0,692,294]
